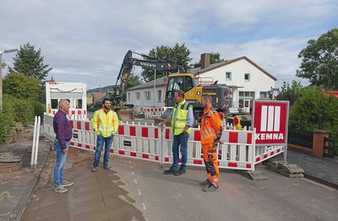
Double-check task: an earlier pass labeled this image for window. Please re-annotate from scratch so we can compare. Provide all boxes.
[226,72,232,81]
[239,91,244,97]
[239,91,255,98]
[136,92,140,100]
[76,99,82,108]
[260,91,268,98]
[51,99,58,109]
[144,91,151,100]
[157,90,162,102]
[245,100,249,107]
[244,73,250,81]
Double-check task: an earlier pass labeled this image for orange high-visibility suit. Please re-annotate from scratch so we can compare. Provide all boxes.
[201,106,223,187]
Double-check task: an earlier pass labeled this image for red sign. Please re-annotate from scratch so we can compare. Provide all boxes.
[253,100,289,145]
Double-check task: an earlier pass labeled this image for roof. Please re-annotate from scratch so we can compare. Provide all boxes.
[127,77,167,91]
[191,56,277,81]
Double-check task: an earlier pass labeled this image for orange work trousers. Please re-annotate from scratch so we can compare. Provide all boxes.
[202,142,219,186]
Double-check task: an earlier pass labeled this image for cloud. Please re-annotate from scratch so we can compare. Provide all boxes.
[0,0,336,88]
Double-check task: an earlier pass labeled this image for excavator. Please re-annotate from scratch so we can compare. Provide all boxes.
[113,50,233,124]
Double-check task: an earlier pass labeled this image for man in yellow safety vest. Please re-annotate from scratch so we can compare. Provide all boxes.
[164,90,194,176]
[91,98,119,172]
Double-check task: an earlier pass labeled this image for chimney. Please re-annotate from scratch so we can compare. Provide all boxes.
[200,53,211,69]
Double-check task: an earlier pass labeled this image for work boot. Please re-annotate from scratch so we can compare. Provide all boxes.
[163,167,176,175]
[202,184,219,192]
[174,167,186,176]
[199,179,210,186]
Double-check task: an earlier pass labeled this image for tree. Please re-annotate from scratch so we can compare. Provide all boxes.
[10,43,52,81]
[209,53,221,64]
[127,75,141,88]
[3,72,41,100]
[142,43,192,82]
[277,80,303,106]
[297,28,338,89]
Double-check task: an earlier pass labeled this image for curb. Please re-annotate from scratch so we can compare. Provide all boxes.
[303,173,338,190]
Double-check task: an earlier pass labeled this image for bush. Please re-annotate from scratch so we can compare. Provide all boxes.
[289,86,338,153]
[0,111,15,143]
[3,95,37,125]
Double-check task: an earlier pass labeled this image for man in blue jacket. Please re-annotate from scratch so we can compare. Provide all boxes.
[53,99,74,193]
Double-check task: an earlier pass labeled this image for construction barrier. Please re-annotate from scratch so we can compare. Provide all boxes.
[142,107,166,119]
[42,114,286,171]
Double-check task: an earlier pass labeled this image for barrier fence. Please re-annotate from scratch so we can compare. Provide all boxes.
[43,113,286,171]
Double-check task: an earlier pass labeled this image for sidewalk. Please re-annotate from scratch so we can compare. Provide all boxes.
[283,149,338,188]
[0,138,51,221]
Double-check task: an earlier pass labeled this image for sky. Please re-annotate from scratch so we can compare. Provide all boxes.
[1,0,337,89]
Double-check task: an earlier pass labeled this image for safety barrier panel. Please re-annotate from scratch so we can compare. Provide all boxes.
[142,107,166,119]
[42,114,286,172]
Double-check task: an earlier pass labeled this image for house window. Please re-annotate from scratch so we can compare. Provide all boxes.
[144,91,151,100]
[239,91,244,97]
[244,73,250,81]
[157,90,162,102]
[226,72,232,81]
[245,100,249,107]
[136,92,140,100]
[260,91,268,99]
[76,99,82,108]
[51,99,58,109]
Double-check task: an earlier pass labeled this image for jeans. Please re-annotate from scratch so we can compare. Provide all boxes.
[53,140,68,186]
[93,135,113,168]
[171,132,189,171]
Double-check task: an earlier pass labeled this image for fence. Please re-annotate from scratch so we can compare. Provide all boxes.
[43,114,286,171]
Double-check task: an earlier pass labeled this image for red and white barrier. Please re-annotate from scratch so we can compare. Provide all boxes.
[142,107,166,119]
[42,113,286,172]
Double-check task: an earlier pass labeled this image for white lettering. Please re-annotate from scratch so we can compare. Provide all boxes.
[256,133,284,140]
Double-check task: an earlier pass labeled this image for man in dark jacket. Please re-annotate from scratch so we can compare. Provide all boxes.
[53,99,74,193]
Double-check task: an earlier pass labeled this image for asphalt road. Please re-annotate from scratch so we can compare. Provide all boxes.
[22,149,338,221]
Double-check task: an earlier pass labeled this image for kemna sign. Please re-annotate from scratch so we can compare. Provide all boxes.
[252,100,289,145]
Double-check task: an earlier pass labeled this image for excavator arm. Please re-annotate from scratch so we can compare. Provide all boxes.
[113,50,183,106]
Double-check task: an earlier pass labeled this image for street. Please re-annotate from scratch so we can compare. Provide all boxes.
[22,148,338,221]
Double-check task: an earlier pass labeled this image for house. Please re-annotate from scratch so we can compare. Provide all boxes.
[126,53,277,113]
[126,77,167,111]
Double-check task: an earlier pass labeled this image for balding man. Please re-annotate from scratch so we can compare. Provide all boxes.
[53,99,74,193]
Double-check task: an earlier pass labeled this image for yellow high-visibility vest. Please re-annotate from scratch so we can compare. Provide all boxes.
[91,109,119,138]
[171,100,192,135]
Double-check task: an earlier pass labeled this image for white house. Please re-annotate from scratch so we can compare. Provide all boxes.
[127,77,167,108]
[191,54,277,112]
[126,54,277,113]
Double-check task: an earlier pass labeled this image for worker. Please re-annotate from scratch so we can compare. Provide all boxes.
[200,96,223,192]
[163,90,194,176]
[233,114,242,130]
[91,98,119,172]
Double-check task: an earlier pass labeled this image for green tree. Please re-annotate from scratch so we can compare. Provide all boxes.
[209,53,221,64]
[127,75,141,88]
[297,28,338,89]
[277,80,303,106]
[289,86,338,138]
[142,43,192,82]
[3,72,41,100]
[10,43,52,81]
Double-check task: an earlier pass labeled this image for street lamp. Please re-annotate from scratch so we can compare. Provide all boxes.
[0,48,18,112]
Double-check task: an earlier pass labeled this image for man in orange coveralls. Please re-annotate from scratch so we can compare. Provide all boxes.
[200,96,223,192]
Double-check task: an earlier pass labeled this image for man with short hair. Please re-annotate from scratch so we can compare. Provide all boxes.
[53,99,74,193]
[164,90,194,176]
[91,98,119,171]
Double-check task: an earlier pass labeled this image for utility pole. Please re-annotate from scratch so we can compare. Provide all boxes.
[0,49,18,112]
[153,69,157,105]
